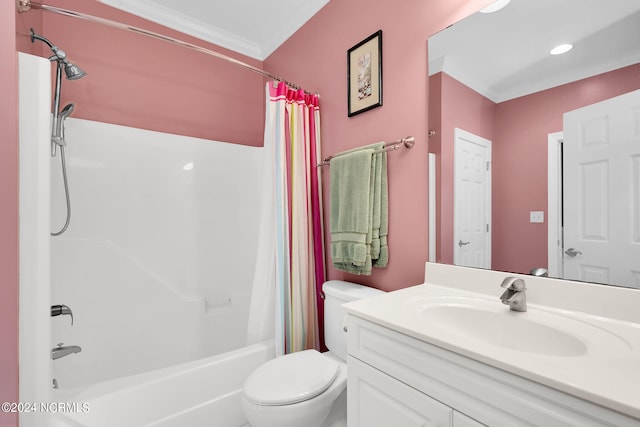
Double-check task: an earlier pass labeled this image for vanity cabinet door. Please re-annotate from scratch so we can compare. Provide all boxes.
[453,411,486,427]
[348,356,452,427]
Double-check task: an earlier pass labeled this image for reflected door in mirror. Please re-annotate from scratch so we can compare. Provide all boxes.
[454,128,491,269]
[563,89,640,288]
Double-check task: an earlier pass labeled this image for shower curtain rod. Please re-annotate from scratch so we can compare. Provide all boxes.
[317,136,416,167]
[18,1,315,95]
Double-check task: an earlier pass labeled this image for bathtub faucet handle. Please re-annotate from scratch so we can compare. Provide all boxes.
[51,304,74,325]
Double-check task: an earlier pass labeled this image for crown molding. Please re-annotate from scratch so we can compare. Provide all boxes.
[101,0,263,59]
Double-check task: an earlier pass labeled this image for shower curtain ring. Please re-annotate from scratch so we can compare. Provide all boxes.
[17,0,32,13]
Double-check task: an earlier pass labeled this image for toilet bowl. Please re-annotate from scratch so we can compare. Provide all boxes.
[241,280,384,427]
[242,350,346,427]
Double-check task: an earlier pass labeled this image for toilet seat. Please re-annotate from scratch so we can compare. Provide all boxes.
[243,349,339,406]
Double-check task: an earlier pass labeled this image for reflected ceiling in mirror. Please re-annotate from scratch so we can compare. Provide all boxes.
[427,0,640,288]
[429,0,640,103]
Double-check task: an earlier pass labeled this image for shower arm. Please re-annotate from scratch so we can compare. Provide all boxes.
[30,29,54,49]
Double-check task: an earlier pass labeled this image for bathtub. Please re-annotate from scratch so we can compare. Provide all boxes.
[50,341,274,427]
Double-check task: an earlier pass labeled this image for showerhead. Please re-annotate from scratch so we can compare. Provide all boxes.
[59,103,75,120]
[55,103,75,144]
[64,63,86,80]
[30,29,87,80]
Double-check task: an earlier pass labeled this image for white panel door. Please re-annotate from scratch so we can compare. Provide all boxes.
[348,357,452,427]
[454,128,492,269]
[563,89,640,288]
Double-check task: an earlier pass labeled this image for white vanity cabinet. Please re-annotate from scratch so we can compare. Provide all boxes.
[346,314,638,427]
[349,354,484,426]
[348,355,455,426]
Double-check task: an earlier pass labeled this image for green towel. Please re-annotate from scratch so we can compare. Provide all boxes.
[373,152,388,267]
[330,148,374,273]
[330,143,388,275]
[370,146,382,261]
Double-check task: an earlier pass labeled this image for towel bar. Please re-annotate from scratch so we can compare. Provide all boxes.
[317,136,415,167]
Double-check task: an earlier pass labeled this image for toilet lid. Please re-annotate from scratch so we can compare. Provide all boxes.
[244,349,339,406]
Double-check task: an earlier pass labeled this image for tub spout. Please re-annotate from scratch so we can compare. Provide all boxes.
[51,343,81,360]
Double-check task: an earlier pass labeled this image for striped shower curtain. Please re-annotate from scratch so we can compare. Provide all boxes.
[247,81,325,356]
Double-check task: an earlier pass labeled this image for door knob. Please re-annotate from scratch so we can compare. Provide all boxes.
[458,240,470,247]
[564,247,582,257]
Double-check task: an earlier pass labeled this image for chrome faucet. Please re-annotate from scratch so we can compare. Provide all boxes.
[499,277,527,312]
[51,304,73,325]
[51,343,82,360]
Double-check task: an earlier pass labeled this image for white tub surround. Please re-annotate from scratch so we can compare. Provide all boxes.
[50,118,263,388]
[344,262,640,425]
[18,52,53,427]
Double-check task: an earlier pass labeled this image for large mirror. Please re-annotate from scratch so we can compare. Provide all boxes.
[428,0,640,288]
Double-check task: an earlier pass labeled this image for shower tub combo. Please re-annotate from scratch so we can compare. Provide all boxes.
[49,118,267,426]
[19,52,271,427]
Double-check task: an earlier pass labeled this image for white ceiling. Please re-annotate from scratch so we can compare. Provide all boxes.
[429,0,640,103]
[100,0,329,60]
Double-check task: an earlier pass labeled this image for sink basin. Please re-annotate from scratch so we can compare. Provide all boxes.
[407,296,630,357]
[418,303,587,356]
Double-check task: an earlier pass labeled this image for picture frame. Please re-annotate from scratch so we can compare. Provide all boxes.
[347,30,382,117]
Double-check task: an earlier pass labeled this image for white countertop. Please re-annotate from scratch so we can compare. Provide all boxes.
[345,278,640,420]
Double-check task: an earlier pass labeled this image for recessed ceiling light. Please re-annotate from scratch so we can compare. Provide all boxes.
[479,0,511,14]
[550,44,573,55]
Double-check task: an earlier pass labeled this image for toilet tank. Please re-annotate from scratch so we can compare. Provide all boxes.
[322,280,384,361]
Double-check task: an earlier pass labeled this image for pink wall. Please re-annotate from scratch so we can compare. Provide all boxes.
[266,0,491,292]
[429,72,496,265]
[15,0,265,146]
[1,1,18,425]
[493,63,640,274]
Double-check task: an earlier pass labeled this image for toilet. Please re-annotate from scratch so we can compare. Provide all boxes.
[241,280,384,427]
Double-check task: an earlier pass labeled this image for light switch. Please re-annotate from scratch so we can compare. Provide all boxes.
[530,211,544,223]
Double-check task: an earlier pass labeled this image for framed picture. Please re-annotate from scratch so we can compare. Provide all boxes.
[347,30,382,117]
